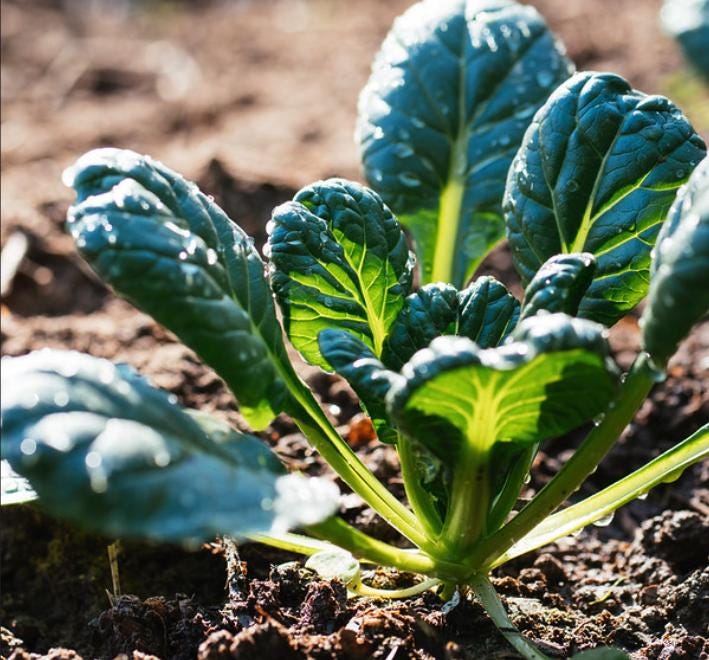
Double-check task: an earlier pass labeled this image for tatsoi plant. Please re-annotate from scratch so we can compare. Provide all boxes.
[2,2,709,658]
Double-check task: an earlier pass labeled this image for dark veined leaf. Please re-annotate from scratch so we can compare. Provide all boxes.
[65,148,293,429]
[382,283,459,370]
[0,351,339,541]
[267,179,414,368]
[661,0,709,79]
[358,0,574,287]
[641,157,709,366]
[387,314,618,544]
[382,277,520,370]
[318,329,400,444]
[456,276,520,347]
[519,253,596,321]
[505,72,707,326]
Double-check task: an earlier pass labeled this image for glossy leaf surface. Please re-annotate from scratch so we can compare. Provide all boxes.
[641,157,709,366]
[505,72,706,326]
[66,148,293,429]
[268,179,413,368]
[358,0,573,286]
[1,351,339,541]
[319,329,399,444]
[382,277,520,370]
[519,253,596,321]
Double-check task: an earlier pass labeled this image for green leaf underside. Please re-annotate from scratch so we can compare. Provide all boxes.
[268,179,413,369]
[387,314,617,538]
[389,315,616,463]
[66,148,291,429]
[505,72,707,326]
[319,329,399,444]
[641,157,709,365]
[358,0,573,286]
[0,351,337,542]
[382,276,520,370]
[519,252,596,321]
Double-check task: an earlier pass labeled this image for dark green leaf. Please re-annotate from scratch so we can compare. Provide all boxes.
[381,277,519,370]
[267,179,414,368]
[505,72,707,326]
[456,275,520,347]
[519,253,596,321]
[318,329,400,444]
[66,148,293,429]
[1,351,339,541]
[358,0,573,286]
[382,283,459,370]
[641,157,709,366]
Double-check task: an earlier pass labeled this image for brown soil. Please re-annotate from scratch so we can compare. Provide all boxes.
[1,1,708,659]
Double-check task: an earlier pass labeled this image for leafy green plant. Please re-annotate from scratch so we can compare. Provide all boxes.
[2,2,708,658]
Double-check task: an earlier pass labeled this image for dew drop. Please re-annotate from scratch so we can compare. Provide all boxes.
[536,70,554,88]
[178,250,188,260]
[373,126,384,140]
[85,451,102,469]
[398,173,421,188]
[593,512,615,527]
[20,438,37,456]
[53,391,70,407]
[567,180,579,192]
[206,248,218,265]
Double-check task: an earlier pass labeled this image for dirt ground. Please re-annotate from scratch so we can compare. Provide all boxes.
[1,0,708,658]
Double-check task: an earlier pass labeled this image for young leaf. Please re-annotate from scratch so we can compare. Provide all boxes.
[388,314,617,552]
[319,329,400,444]
[381,283,459,370]
[519,253,596,321]
[305,549,361,585]
[456,275,520,347]
[382,277,520,370]
[505,72,707,326]
[65,148,293,430]
[267,179,414,368]
[1,350,339,541]
[357,0,574,286]
[641,157,709,367]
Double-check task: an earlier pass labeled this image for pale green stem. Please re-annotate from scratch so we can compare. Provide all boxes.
[468,573,550,660]
[352,577,442,599]
[396,436,443,538]
[289,400,431,551]
[466,352,657,571]
[492,422,709,566]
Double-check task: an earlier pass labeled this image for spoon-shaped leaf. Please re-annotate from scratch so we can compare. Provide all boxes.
[358,0,573,286]
[519,253,596,321]
[65,148,293,429]
[388,314,617,551]
[505,72,706,326]
[267,179,414,368]
[641,157,709,367]
[0,350,339,541]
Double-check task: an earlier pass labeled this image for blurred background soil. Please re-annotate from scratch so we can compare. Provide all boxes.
[1,1,708,658]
